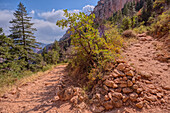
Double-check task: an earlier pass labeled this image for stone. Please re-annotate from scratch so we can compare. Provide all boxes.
[103,101,114,110]
[119,83,128,88]
[116,59,126,63]
[124,67,131,72]
[136,97,144,102]
[111,72,119,78]
[122,94,129,102]
[139,37,147,41]
[114,78,121,84]
[146,36,153,41]
[91,105,105,113]
[114,69,125,76]
[77,102,87,109]
[137,33,147,37]
[156,93,163,98]
[133,84,138,90]
[112,83,118,88]
[156,87,163,92]
[125,70,134,76]
[136,88,143,94]
[70,96,79,105]
[108,92,112,99]
[102,75,110,81]
[115,88,122,93]
[105,95,110,101]
[130,93,138,102]
[10,88,17,95]
[79,96,84,102]
[113,99,123,108]
[161,98,166,103]
[122,77,128,81]
[123,88,133,94]
[57,87,74,101]
[162,85,170,90]
[150,89,158,94]
[127,80,133,87]
[136,101,144,109]
[2,93,9,99]
[103,85,109,91]
[140,71,152,78]
[145,95,157,102]
[132,77,136,83]
[95,93,101,99]
[112,92,123,99]
[117,63,126,71]
[104,80,114,88]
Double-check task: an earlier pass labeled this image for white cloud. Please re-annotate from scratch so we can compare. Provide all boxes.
[0,10,14,35]
[0,4,95,44]
[30,10,35,14]
[83,5,94,14]
[38,9,80,23]
[32,19,67,44]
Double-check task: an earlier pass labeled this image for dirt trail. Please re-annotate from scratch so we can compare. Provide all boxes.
[123,36,170,90]
[0,35,169,113]
[0,65,85,113]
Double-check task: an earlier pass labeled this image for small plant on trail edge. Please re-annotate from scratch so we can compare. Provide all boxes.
[56,10,122,90]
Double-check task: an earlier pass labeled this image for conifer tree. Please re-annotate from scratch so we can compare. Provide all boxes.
[0,28,14,72]
[9,2,39,69]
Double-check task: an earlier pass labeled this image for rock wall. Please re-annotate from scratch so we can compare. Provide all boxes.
[93,0,139,20]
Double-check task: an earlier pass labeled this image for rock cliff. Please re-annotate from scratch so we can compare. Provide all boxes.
[93,0,139,20]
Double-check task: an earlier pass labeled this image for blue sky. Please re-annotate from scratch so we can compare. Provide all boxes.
[0,0,99,44]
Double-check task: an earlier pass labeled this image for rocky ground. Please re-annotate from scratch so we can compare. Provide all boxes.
[0,34,169,113]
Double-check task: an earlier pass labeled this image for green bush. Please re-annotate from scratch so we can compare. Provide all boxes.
[57,10,123,86]
[150,10,170,38]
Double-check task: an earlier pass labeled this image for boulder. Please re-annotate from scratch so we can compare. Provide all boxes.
[112,92,123,99]
[117,63,126,71]
[140,71,152,78]
[113,99,123,108]
[137,33,147,37]
[129,93,138,102]
[103,101,114,110]
[123,88,133,94]
[133,84,138,90]
[127,80,133,87]
[91,105,105,113]
[114,69,125,76]
[136,88,143,94]
[145,95,157,102]
[122,94,129,102]
[104,80,114,88]
[136,101,144,109]
[125,70,134,76]
[57,87,74,101]
[105,95,110,101]
[70,96,79,105]
[119,83,128,88]
[103,85,109,91]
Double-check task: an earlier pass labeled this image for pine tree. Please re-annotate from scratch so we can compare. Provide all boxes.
[122,3,129,16]
[0,28,14,72]
[9,2,39,69]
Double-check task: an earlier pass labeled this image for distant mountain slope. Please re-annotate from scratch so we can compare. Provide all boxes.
[93,0,140,20]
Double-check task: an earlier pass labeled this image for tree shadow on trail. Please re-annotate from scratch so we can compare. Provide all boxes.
[20,65,76,113]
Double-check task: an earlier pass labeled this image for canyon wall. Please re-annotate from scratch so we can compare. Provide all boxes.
[93,0,139,20]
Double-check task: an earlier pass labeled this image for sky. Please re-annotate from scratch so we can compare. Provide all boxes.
[0,0,99,44]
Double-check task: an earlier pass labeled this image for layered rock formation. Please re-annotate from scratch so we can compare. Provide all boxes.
[93,0,139,19]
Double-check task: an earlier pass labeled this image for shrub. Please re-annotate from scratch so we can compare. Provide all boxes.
[57,10,123,87]
[150,10,170,38]
[122,30,136,38]
[120,17,132,31]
